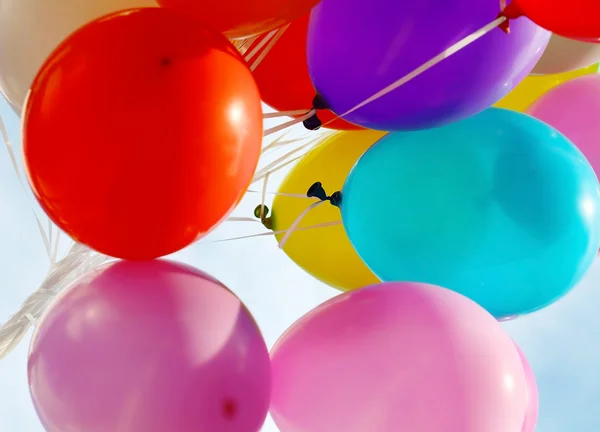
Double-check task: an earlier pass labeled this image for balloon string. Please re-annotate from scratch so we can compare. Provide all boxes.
[0,243,112,359]
[261,129,294,154]
[244,29,279,62]
[322,15,507,127]
[261,128,324,156]
[263,109,316,136]
[233,35,260,56]
[0,114,53,262]
[499,0,507,10]
[278,200,325,248]
[202,220,341,244]
[246,190,309,198]
[263,110,312,119]
[225,216,261,223]
[253,137,320,183]
[260,171,271,219]
[249,24,290,71]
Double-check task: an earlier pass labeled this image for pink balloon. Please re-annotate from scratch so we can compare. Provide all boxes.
[270,282,528,432]
[28,260,271,432]
[527,74,600,178]
[514,344,540,432]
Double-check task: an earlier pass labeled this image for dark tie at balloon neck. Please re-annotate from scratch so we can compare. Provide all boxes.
[303,94,330,131]
[254,181,341,230]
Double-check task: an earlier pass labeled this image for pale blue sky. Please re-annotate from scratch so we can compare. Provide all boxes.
[0,96,598,431]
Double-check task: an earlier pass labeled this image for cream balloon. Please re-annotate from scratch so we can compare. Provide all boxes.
[533,34,600,75]
[0,0,158,113]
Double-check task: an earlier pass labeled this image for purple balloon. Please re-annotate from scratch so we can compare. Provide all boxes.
[307,0,550,131]
[28,260,271,432]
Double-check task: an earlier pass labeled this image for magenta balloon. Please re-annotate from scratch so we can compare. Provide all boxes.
[270,282,528,432]
[528,74,600,179]
[514,344,539,432]
[28,260,271,432]
[307,0,550,131]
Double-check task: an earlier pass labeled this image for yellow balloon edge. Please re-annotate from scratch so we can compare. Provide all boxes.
[269,130,386,292]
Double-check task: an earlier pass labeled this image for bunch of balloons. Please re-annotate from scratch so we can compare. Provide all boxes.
[0,0,599,431]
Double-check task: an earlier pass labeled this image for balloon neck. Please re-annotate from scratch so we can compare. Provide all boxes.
[501,2,523,19]
[307,182,342,208]
[498,2,523,33]
[254,205,273,229]
[303,94,330,131]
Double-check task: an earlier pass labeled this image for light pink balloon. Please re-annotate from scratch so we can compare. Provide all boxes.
[514,344,539,432]
[527,74,600,178]
[28,260,271,432]
[270,282,528,432]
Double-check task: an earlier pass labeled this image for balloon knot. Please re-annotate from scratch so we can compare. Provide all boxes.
[501,2,523,19]
[498,2,524,34]
[307,182,342,208]
[253,205,273,229]
[496,13,510,34]
[303,94,330,131]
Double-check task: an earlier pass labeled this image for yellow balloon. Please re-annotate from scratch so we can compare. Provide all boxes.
[262,130,385,291]
[495,63,599,112]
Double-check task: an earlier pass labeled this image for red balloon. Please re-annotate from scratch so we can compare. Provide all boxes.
[157,0,320,39]
[247,14,361,131]
[23,8,263,260]
[504,0,600,41]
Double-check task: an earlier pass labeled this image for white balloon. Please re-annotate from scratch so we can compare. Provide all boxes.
[533,34,600,75]
[0,0,158,113]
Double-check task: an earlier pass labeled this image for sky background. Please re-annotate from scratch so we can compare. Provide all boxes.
[0,95,599,431]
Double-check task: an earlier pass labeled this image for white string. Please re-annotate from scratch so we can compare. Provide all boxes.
[244,29,279,62]
[261,129,293,154]
[499,0,507,10]
[279,201,325,248]
[247,190,309,198]
[326,16,507,126]
[263,110,312,119]
[51,230,61,265]
[233,36,259,56]
[203,220,342,244]
[0,114,52,260]
[226,216,261,223]
[249,24,290,72]
[0,243,112,358]
[263,110,316,137]
[252,155,305,184]
[254,136,319,181]
[260,172,270,219]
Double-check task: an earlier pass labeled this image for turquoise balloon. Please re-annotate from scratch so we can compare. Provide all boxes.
[341,108,600,319]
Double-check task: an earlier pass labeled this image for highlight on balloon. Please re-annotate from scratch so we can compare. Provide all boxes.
[0,0,598,431]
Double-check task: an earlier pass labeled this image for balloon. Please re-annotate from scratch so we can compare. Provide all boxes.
[247,14,360,131]
[527,75,600,180]
[28,260,271,432]
[271,282,528,432]
[157,0,319,39]
[0,0,158,113]
[514,344,539,432]
[307,0,549,131]
[23,8,262,260]
[340,108,600,319]
[503,0,600,42]
[495,63,598,112]
[533,35,600,75]
[261,130,383,291]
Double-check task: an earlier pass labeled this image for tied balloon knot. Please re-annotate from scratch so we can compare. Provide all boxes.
[498,2,523,34]
[303,95,330,131]
[496,13,510,33]
[307,182,342,208]
[254,205,273,229]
